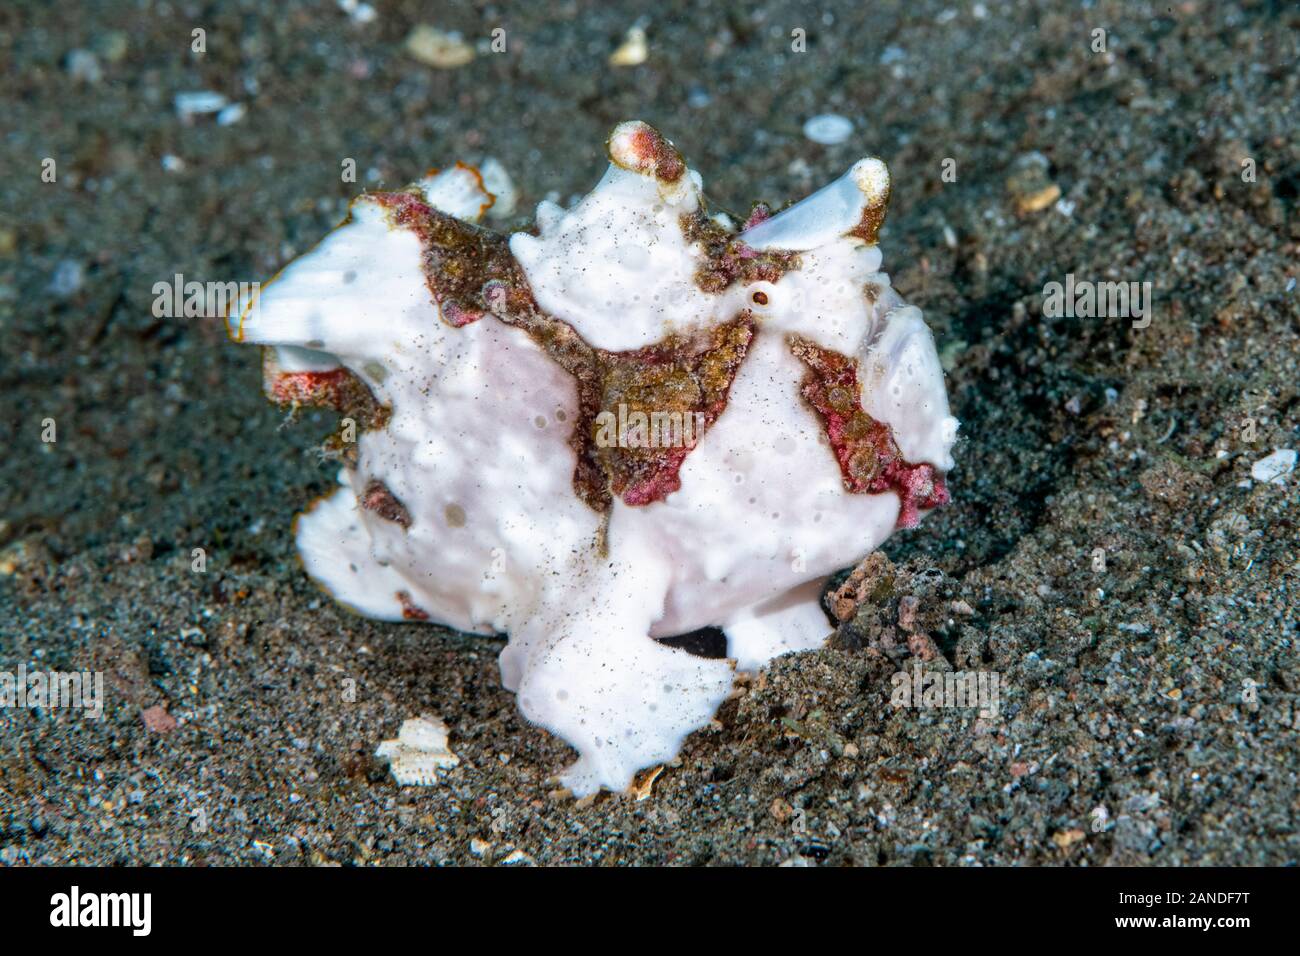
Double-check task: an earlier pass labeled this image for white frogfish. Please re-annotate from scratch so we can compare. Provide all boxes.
[232,121,958,795]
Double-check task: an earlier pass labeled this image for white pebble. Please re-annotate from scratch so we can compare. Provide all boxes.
[216,103,247,126]
[687,88,712,109]
[803,113,853,145]
[65,49,102,84]
[337,0,376,24]
[47,260,84,298]
[1251,448,1296,486]
[175,91,229,120]
[405,25,475,68]
[609,26,648,66]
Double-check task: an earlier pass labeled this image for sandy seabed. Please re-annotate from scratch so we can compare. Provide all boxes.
[1,0,1297,865]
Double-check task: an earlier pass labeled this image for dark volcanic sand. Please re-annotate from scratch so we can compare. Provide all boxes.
[1,0,1297,865]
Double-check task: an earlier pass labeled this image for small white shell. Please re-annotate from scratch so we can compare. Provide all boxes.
[802,113,854,145]
[375,715,460,786]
